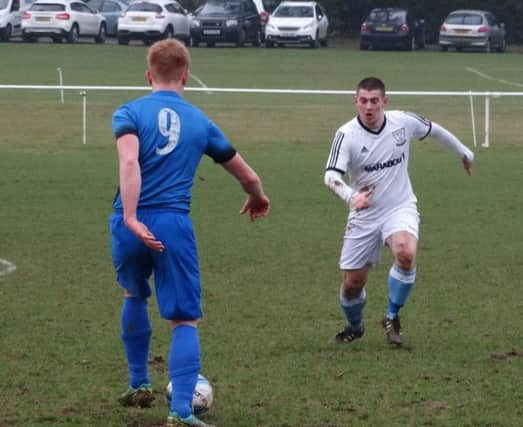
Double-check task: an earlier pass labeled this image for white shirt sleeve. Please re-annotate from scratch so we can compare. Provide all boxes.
[324,169,354,205]
[429,122,475,162]
[325,129,350,173]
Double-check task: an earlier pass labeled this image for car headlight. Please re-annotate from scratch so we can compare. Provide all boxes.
[191,19,200,28]
[266,22,275,30]
[226,19,238,27]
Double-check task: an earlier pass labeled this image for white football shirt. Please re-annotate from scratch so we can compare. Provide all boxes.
[325,110,431,221]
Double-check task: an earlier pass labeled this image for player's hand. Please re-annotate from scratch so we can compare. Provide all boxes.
[350,185,375,211]
[125,217,165,252]
[462,155,473,176]
[240,195,271,222]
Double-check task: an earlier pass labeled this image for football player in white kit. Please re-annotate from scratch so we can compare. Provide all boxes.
[325,77,474,346]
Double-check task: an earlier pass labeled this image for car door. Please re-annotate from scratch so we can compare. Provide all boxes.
[243,0,259,41]
[486,13,503,47]
[315,4,327,39]
[165,2,189,38]
[71,2,95,35]
[100,0,124,36]
[9,0,22,36]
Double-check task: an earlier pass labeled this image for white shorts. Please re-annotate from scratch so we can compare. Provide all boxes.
[339,206,420,270]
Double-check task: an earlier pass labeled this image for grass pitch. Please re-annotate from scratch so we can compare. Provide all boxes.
[0,41,522,427]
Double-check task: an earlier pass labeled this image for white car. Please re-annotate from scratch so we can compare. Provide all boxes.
[264,1,328,48]
[439,10,506,52]
[0,0,27,41]
[21,0,107,43]
[117,0,190,46]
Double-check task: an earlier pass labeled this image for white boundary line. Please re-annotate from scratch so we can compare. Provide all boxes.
[0,259,16,277]
[466,67,523,89]
[1,84,523,96]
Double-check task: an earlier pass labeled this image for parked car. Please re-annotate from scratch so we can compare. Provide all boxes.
[0,0,27,41]
[21,0,107,43]
[265,1,328,48]
[117,0,191,45]
[359,7,425,51]
[190,0,261,47]
[439,10,506,52]
[86,0,128,36]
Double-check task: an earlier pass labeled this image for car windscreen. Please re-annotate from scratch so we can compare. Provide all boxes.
[127,2,162,12]
[367,10,406,24]
[86,0,102,10]
[30,3,67,11]
[198,1,240,16]
[0,0,8,10]
[274,5,313,18]
[446,13,483,25]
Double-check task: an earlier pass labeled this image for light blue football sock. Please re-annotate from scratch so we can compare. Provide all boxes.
[387,264,416,320]
[169,325,200,419]
[121,296,151,389]
[340,287,367,331]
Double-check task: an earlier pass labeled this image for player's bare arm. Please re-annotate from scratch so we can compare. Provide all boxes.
[116,134,164,252]
[221,153,271,221]
[324,170,373,211]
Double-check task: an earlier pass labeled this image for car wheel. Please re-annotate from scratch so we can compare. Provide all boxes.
[0,24,11,42]
[143,38,152,46]
[235,29,245,47]
[309,31,320,48]
[22,34,35,42]
[94,23,106,44]
[164,26,173,40]
[192,38,200,47]
[52,37,63,43]
[117,36,129,45]
[206,41,215,47]
[320,36,328,47]
[406,36,415,51]
[456,47,463,52]
[496,39,506,53]
[66,24,79,44]
[359,42,369,50]
[265,40,273,48]
[439,44,448,52]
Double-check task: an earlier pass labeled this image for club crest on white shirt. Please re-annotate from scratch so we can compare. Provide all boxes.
[393,128,406,146]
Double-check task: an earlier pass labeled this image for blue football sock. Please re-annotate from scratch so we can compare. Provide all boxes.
[387,264,416,320]
[121,296,151,389]
[340,287,367,331]
[169,325,200,419]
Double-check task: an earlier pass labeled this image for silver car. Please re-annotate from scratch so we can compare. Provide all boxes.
[117,0,190,46]
[21,0,107,43]
[439,10,506,52]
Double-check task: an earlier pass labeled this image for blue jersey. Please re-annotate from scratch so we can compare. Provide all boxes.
[112,90,236,212]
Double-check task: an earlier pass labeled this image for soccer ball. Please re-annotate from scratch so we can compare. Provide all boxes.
[165,374,214,416]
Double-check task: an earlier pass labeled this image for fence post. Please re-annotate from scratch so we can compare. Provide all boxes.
[482,94,490,148]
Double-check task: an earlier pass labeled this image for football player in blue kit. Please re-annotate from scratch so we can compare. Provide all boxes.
[110,39,270,427]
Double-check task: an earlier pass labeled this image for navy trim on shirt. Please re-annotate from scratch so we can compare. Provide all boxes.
[419,121,432,140]
[114,128,139,139]
[213,147,237,164]
[326,167,345,175]
[357,115,387,135]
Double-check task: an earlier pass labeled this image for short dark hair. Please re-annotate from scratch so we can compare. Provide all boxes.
[357,77,386,96]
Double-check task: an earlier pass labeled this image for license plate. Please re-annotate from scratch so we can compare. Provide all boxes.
[132,16,147,22]
[454,29,469,34]
[376,25,393,32]
[203,29,220,35]
[281,32,295,37]
[35,16,51,22]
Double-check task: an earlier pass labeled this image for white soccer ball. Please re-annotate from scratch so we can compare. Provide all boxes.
[165,374,214,416]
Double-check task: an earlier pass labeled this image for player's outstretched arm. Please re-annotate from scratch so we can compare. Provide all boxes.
[117,134,164,252]
[324,169,373,211]
[429,122,474,176]
[221,153,270,222]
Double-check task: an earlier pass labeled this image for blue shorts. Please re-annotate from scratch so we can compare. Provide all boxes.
[110,210,202,321]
